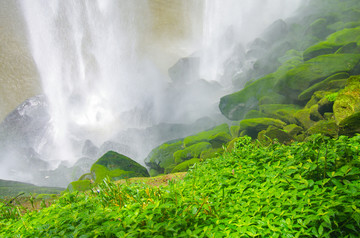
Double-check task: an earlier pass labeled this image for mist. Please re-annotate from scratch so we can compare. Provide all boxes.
[0,0,303,187]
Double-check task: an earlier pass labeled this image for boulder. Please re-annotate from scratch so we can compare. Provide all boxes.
[239,118,286,139]
[173,142,212,164]
[209,132,232,148]
[276,54,360,100]
[306,120,339,138]
[333,75,360,124]
[309,104,323,121]
[294,108,315,130]
[168,57,200,83]
[298,72,348,101]
[171,158,200,173]
[183,124,229,147]
[144,139,183,174]
[339,112,360,137]
[91,151,149,183]
[258,126,294,144]
[259,104,300,124]
[284,124,303,137]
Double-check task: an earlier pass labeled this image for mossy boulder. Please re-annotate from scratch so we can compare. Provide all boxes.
[258,126,294,144]
[294,108,315,130]
[303,26,360,60]
[230,125,241,138]
[171,158,200,173]
[339,112,360,137]
[183,124,229,147]
[200,148,224,160]
[144,139,183,174]
[209,132,232,148]
[333,75,360,124]
[284,124,304,137]
[298,72,349,101]
[239,118,286,139]
[306,120,339,138]
[259,104,301,124]
[173,142,212,164]
[303,42,341,61]
[220,50,302,120]
[276,54,360,100]
[309,104,323,121]
[67,180,91,192]
[244,110,268,119]
[91,151,149,183]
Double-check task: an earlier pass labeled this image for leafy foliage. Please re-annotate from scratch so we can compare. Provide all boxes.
[2,134,360,237]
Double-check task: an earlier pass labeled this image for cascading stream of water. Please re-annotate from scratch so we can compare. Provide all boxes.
[0,0,305,186]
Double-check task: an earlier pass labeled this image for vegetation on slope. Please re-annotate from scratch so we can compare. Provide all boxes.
[1,135,360,237]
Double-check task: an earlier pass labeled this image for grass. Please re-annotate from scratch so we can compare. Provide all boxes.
[1,134,360,237]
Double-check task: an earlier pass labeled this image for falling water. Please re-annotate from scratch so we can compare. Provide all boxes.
[0,0,305,186]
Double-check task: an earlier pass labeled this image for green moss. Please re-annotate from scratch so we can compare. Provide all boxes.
[276,54,360,100]
[67,180,91,192]
[303,42,341,61]
[200,148,224,160]
[78,173,92,181]
[326,26,360,45]
[294,108,315,130]
[209,132,232,148]
[335,42,360,54]
[244,110,268,119]
[91,164,133,184]
[144,139,183,173]
[333,75,360,124]
[259,104,301,124]
[95,151,149,177]
[306,120,339,138]
[310,104,323,121]
[183,124,229,147]
[284,124,304,137]
[171,158,200,173]
[219,50,303,120]
[239,118,286,139]
[230,125,241,138]
[257,126,294,145]
[339,112,360,136]
[173,142,212,164]
[298,72,349,101]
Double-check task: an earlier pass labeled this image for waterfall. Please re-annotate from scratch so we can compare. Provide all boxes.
[20,0,161,163]
[0,0,304,186]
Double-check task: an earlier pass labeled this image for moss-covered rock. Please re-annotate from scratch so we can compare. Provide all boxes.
[284,124,304,137]
[91,151,149,183]
[220,50,303,120]
[200,148,224,160]
[259,104,301,124]
[209,132,232,148]
[173,142,212,164]
[243,110,268,119]
[310,104,323,121]
[303,42,341,61]
[171,158,200,173]
[258,126,294,144]
[303,26,360,60]
[183,124,229,147]
[298,72,349,101]
[306,120,339,138]
[294,108,315,130]
[239,118,286,139]
[144,139,183,174]
[230,125,241,138]
[333,75,360,124]
[276,54,360,100]
[339,112,360,137]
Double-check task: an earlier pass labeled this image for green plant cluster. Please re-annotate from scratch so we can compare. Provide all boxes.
[2,134,360,237]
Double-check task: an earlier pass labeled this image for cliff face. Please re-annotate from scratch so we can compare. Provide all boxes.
[0,1,40,121]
